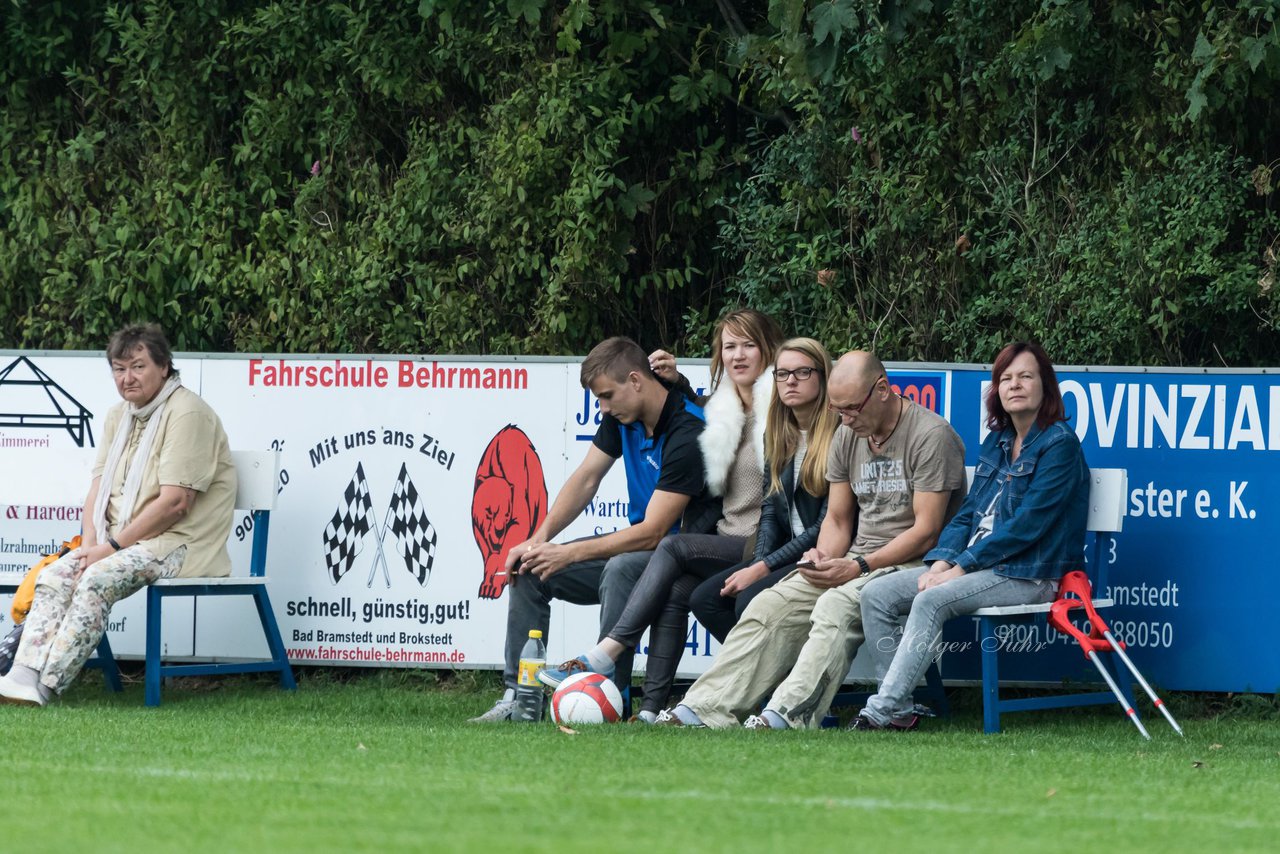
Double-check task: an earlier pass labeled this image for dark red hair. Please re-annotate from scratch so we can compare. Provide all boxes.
[984,341,1065,432]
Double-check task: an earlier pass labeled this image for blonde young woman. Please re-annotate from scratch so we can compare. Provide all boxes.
[541,336,839,723]
[689,338,840,644]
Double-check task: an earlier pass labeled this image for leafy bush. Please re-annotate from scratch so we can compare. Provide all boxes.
[1,0,1277,365]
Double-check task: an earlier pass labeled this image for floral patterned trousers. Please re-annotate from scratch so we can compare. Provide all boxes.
[16,544,186,693]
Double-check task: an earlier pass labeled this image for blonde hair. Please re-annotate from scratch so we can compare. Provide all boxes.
[707,309,784,392]
[764,338,839,497]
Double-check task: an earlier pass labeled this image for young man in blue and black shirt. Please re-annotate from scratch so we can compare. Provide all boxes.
[471,336,714,722]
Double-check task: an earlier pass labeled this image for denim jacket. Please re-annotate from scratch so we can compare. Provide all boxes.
[925,419,1088,580]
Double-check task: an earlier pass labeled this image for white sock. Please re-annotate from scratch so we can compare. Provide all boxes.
[36,683,52,704]
[501,688,515,702]
[761,710,789,730]
[6,664,40,689]
[674,704,704,726]
[635,709,657,724]
[584,646,614,673]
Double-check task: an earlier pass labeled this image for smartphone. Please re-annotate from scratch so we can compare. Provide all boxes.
[796,559,817,569]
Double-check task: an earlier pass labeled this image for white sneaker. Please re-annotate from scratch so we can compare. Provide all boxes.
[0,673,47,707]
[655,707,705,728]
[654,708,684,727]
[468,697,516,723]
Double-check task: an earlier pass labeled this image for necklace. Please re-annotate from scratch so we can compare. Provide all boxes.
[870,395,904,449]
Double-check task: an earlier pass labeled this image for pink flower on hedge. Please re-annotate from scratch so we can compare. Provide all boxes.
[850,126,863,144]
[311,160,321,177]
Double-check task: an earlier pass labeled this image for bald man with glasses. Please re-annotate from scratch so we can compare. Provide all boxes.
[659,351,966,730]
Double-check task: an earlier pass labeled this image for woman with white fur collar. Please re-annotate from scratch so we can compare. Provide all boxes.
[536,310,783,712]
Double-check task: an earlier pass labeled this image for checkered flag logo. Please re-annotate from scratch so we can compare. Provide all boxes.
[322,463,374,585]
[386,463,437,586]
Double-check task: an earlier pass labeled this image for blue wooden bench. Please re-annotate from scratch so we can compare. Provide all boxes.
[144,450,296,705]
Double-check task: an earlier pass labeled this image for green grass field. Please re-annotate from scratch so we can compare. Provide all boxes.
[6,668,1277,853]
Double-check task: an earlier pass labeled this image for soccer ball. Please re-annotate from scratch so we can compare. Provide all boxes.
[550,672,624,724]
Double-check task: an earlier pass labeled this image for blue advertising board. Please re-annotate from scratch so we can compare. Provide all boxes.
[938,367,1279,693]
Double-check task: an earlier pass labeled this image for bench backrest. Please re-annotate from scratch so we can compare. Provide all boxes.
[962,466,1126,534]
[1084,468,1126,534]
[961,465,1126,592]
[230,450,278,511]
[1,447,278,579]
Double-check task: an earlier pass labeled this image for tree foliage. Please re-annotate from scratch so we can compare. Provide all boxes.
[1,0,1278,366]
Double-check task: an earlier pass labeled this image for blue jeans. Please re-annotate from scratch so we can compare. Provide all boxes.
[860,567,1057,723]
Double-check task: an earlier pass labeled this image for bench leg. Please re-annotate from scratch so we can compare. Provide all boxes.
[252,587,296,691]
[979,615,1001,734]
[924,661,949,717]
[96,633,123,693]
[145,586,163,707]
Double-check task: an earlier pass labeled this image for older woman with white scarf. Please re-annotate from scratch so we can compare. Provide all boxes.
[0,324,236,706]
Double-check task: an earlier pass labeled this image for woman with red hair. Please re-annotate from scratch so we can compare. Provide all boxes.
[852,342,1088,730]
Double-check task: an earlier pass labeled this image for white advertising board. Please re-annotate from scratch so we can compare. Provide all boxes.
[0,352,724,677]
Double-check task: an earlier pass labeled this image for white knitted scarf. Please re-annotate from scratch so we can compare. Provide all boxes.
[93,375,183,542]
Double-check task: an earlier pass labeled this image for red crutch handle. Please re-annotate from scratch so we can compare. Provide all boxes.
[1047,571,1123,658]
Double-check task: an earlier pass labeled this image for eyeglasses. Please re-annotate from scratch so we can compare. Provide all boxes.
[829,374,884,416]
[773,367,819,382]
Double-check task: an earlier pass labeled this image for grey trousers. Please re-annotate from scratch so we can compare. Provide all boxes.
[502,546,651,690]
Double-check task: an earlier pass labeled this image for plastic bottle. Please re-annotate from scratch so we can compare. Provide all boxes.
[514,629,546,722]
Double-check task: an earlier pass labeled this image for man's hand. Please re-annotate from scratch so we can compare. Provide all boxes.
[720,561,769,596]
[503,537,543,572]
[919,561,964,591]
[520,542,578,581]
[798,547,828,567]
[648,349,678,384]
[798,557,861,589]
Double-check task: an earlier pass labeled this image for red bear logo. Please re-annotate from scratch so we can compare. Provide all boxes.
[472,426,548,599]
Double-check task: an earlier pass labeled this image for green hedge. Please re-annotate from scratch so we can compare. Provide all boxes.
[2,0,1278,365]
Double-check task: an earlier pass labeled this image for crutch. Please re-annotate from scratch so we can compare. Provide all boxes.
[1064,572,1185,737]
[1048,571,1183,738]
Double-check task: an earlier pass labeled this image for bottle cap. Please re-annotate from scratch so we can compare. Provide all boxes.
[528,630,543,639]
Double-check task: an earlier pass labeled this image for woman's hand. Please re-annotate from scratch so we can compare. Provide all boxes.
[77,543,116,571]
[648,349,678,384]
[720,561,769,596]
[919,561,964,591]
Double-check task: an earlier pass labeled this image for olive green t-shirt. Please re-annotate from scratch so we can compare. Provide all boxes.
[93,386,237,578]
[826,398,966,555]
